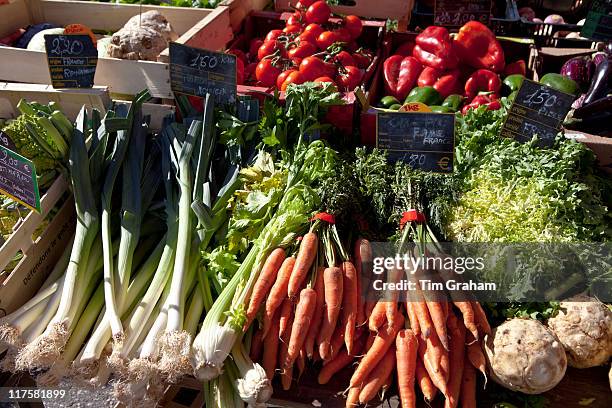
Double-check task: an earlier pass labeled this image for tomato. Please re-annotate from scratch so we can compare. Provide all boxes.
[257,40,284,60]
[334,28,351,43]
[236,58,245,85]
[281,71,305,91]
[305,1,331,24]
[249,38,264,59]
[337,65,363,91]
[346,41,359,52]
[265,30,283,42]
[277,69,297,89]
[314,76,336,85]
[299,31,316,45]
[283,25,302,34]
[334,51,356,67]
[352,49,373,69]
[343,15,363,40]
[316,31,340,50]
[304,23,324,39]
[287,11,305,27]
[287,40,317,62]
[299,56,335,81]
[256,59,281,87]
[227,49,247,64]
[295,0,316,8]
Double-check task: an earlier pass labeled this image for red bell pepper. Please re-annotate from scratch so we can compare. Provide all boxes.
[504,60,527,77]
[413,26,458,71]
[461,94,501,114]
[464,69,502,99]
[417,67,461,98]
[454,21,505,73]
[383,55,423,101]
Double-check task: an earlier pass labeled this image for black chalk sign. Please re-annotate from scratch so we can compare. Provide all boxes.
[376,112,455,173]
[0,131,16,151]
[500,79,575,148]
[580,0,612,40]
[45,34,97,88]
[169,42,237,107]
[434,0,492,26]
[0,145,40,212]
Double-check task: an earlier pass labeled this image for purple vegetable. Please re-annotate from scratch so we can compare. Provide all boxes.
[560,56,593,89]
[592,52,607,67]
[544,14,565,24]
[572,93,586,109]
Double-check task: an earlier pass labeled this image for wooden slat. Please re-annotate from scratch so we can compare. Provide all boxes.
[221,0,272,31]
[0,0,32,38]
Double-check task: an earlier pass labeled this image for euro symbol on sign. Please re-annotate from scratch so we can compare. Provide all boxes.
[437,156,451,171]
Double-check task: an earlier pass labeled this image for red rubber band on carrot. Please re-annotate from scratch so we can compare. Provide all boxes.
[400,209,426,229]
[310,212,336,224]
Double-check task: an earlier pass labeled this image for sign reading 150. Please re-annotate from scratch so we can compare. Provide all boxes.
[49,36,84,56]
[190,53,233,70]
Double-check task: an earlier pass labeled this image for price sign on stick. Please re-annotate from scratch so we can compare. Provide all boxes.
[376,112,455,173]
[0,145,41,212]
[169,42,237,107]
[581,0,612,40]
[434,0,492,26]
[45,34,98,88]
[500,79,575,148]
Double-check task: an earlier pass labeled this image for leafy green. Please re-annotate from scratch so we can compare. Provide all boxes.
[486,301,561,324]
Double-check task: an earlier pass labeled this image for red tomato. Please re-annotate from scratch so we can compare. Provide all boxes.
[316,31,340,50]
[287,40,317,61]
[257,40,283,60]
[352,49,373,69]
[334,28,351,43]
[283,25,302,34]
[299,56,335,81]
[304,23,324,39]
[265,30,283,42]
[343,15,363,40]
[227,49,247,64]
[277,69,297,89]
[314,76,336,85]
[249,39,264,59]
[256,59,281,87]
[296,0,316,8]
[287,11,305,27]
[281,71,305,91]
[346,41,359,52]
[337,65,363,91]
[299,30,317,45]
[334,50,356,67]
[305,1,331,24]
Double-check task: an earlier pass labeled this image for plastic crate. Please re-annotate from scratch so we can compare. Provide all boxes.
[410,0,521,36]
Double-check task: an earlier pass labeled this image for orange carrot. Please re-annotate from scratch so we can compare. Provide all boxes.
[263,256,296,337]
[262,314,280,379]
[250,329,264,362]
[244,248,286,330]
[381,372,393,400]
[369,300,387,332]
[405,298,421,337]
[317,266,344,360]
[341,261,358,354]
[279,304,294,391]
[396,329,418,408]
[328,323,346,362]
[279,298,294,339]
[466,332,487,385]
[444,313,466,408]
[286,288,316,368]
[413,291,434,338]
[365,300,376,321]
[386,267,403,327]
[304,267,325,358]
[297,349,306,379]
[354,238,371,326]
[471,302,491,336]
[346,387,361,408]
[318,333,366,385]
[365,331,376,350]
[460,355,477,408]
[359,346,397,404]
[426,301,449,351]
[287,232,318,299]
[419,335,448,397]
[349,313,404,388]
[454,301,479,341]
[416,355,437,403]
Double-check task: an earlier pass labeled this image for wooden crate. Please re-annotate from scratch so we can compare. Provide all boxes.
[221,0,272,31]
[0,0,233,98]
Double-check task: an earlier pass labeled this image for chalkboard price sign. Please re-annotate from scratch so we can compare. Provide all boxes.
[434,0,492,26]
[0,131,16,151]
[376,112,455,173]
[581,0,612,40]
[0,145,41,212]
[169,42,237,107]
[500,79,575,147]
[45,34,98,88]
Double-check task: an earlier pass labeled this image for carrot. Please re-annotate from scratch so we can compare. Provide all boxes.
[416,355,437,403]
[419,335,448,396]
[244,247,286,330]
[365,331,376,350]
[405,298,421,336]
[345,387,361,408]
[453,301,479,341]
[359,346,397,404]
[250,329,264,362]
[381,372,393,400]
[262,314,280,379]
[279,298,294,339]
[349,313,404,388]
[285,288,316,368]
[341,261,358,354]
[471,302,491,336]
[279,306,294,391]
[317,266,344,360]
[263,256,296,337]
[328,323,345,362]
[396,329,418,408]
[460,355,477,408]
[426,301,449,351]
[386,267,403,327]
[287,232,318,299]
[444,313,466,408]
[368,300,387,332]
[365,300,376,322]
[304,267,325,358]
[354,238,371,326]
[466,332,487,385]
[318,333,366,385]
[297,349,306,379]
[413,291,434,338]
